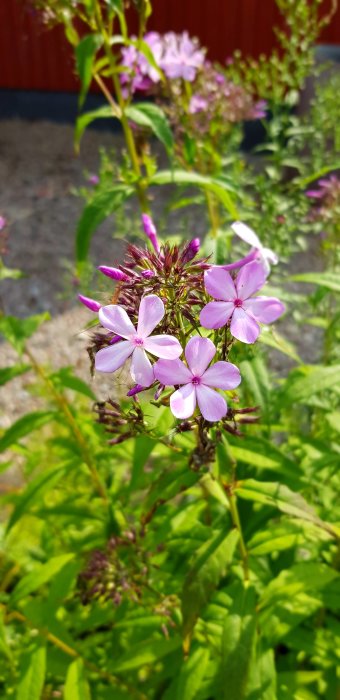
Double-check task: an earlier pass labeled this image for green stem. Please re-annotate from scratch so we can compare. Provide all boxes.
[94,1,150,214]
[25,346,109,506]
[225,485,249,582]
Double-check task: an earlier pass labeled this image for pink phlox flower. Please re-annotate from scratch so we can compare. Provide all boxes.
[189,94,208,114]
[160,32,205,82]
[154,336,241,422]
[95,295,182,387]
[230,221,278,275]
[200,261,285,344]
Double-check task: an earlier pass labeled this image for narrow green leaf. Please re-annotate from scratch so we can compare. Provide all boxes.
[0,364,30,386]
[50,368,97,400]
[221,584,257,700]
[110,635,181,673]
[291,271,340,292]
[236,479,338,538]
[182,529,239,643]
[175,647,210,700]
[246,648,277,700]
[6,463,69,532]
[126,102,173,153]
[16,640,46,700]
[227,436,299,481]
[64,658,91,700]
[75,105,118,151]
[282,364,340,403]
[10,554,75,606]
[258,327,301,363]
[150,170,239,219]
[0,313,50,355]
[0,411,55,453]
[75,185,134,263]
[75,34,103,107]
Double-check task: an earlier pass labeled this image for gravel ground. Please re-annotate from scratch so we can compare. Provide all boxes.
[0,118,324,435]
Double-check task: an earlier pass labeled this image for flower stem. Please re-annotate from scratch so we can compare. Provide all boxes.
[25,346,109,506]
[224,483,249,582]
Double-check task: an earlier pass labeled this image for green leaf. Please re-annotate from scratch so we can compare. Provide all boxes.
[0,411,55,453]
[6,463,69,532]
[290,271,340,293]
[150,170,239,219]
[0,261,23,280]
[50,368,96,400]
[221,584,257,700]
[10,554,75,606]
[235,479,338,538]
[64,658,91,700]
[130,38,163,81]
[282,364,340,403]
[175,647,210,700]
[246,648,277,700]
[227,436,299,481]
[16,640,46,700]
[0,313,50,354]
[0,364,30,386]
[182,529,239,644]
[75,105,118,151]
[75,34,103,107]
[109,635,181,673]
[126,103,173,153]
[129,435,156,492]
[258,327,301,363]
[75,185,134,263]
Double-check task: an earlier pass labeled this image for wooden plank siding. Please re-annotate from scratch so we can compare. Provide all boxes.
[1,0,339,92]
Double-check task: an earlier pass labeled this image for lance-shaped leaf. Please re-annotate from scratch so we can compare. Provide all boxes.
[235,479,339,538]
[281,364,340,403]
[174,647,210,700]
[75,105,119,151]
[64,658,91,700]
[220,583,258,700]
[75,184,134,263]
[126,103,174,154]
[76,34,103,107]
[150,170,239,219]
[290,271,340,293]
[182,528,239,646]
[16,640,46,700]
[6,462,70,532]
[0,411,55,453]
[10,554,75,606]
[0,313,50,355]
[0,364,30,386]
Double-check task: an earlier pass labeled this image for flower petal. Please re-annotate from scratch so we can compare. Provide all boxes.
[196,384,227,422]
[235,261,266,300]
[170,383,197,419]
[204,267,236,301]
[202,361,241,390]
[243,296,285,324]
[185,336,216,376]
[230,307,260,344]
[154,358,192,386]
[95,340,133,373]
[231,221,262,249]
[200,301,234,329]
[262,247,278,266]
[99,305,135,338]
[130,347,154,387]
[137,295,164,338]
[144,335,182,359]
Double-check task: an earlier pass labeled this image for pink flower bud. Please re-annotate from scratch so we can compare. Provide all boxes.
[141,269,155,279]
[141,214,160,254]
[78,294,101,312]
[181,238,200,263]
[88,174,99,185]
[0,216,7,230]
[127,384,145,397]
[98,266,128,281]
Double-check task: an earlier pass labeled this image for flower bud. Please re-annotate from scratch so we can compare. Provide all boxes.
[127,384,145,397]
[181,238,200,263]
[98,266,128,281]
[141,214,160,254]
[78,294,101,312]
[141,269,155,279]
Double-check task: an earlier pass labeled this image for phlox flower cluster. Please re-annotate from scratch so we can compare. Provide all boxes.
[306,174,340,223]
[120,31,205,95]
[80,218,284,424]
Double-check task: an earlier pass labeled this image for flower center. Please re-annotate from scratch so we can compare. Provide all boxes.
[133,337,144,347]
[191,375,201,385]
[234,298,243,308]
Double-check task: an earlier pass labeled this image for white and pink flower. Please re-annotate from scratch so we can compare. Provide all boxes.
[154,336,241,422]
[95,295,182,387]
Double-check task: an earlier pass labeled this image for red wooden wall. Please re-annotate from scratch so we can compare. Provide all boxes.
[1,0,340,92]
